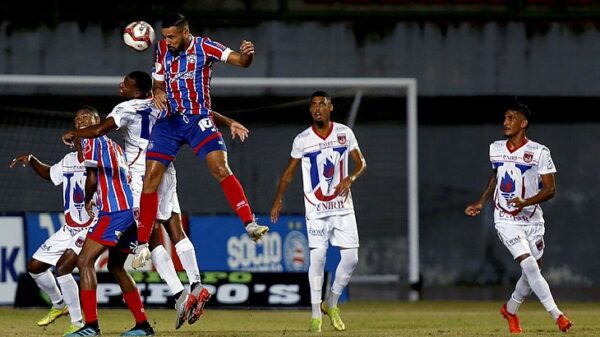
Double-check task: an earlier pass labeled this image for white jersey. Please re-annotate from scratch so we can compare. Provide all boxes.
[489,139,556,225]
[108,97,176,175]
[49,152,95,228]
[291,122,359,220]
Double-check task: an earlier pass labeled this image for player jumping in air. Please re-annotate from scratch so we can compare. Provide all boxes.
[465,100,573,334]
[10,111,98,335]
[62,70,250,328]
[65,106,153,337]
[270,91,367,332]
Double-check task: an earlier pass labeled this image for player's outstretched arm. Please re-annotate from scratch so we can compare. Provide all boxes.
[270,157,301,223]
[334,148,367,198]
[465,169,497,217]
[9,154,51,180]
[226,40,254,68]
[212,111,249,142]
[62,117,117,146]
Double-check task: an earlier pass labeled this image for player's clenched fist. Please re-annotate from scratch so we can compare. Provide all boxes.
[464,202,483,216]
[240,40,254,55]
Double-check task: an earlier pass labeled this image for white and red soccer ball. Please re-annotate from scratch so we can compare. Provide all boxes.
[123,21,155,52]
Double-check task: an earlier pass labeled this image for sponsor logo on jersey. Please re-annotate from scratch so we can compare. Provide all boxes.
[499,171,516,200]
[308,227,326,237]
[505,236,522,246]
[523,151,534,163]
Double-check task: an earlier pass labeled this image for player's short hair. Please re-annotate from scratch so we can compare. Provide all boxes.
[127,70,152,96]
[311,90,331,102]
[161,13,188,29]
[78,105,100,120]
[506,98,531,121]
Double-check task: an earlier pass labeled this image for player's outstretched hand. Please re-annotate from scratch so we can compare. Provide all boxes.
[270,202,281,224]
[62,130,76,147]
[240,40,254,56]
[9,154,32,168]
[230,121,249,142]
[464,202,483,216]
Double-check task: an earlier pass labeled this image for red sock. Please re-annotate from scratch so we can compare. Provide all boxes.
[80,289,98,324]
[220,174,253,225]
[123,290,147,324]
[139,192,158,244]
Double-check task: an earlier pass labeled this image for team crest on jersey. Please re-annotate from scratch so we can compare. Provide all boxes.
[83,139,93,157]
[523,151,534,163]
[337,133,347,145]
[115,230,123,239]
[148,140,154,150]
[75,237,85,248]
[188,54,197,64]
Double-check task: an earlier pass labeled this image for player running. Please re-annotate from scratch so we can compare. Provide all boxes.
[135,13,268,271]
[270,91,367,332]
[65,106,153,337]
[9,110,99,335]
[465,100,573,334]
[62,70,249,328]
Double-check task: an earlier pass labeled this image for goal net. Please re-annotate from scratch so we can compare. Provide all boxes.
[0,75,419,300]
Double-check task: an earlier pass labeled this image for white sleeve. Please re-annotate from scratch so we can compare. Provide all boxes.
[221,48,233,62]
[49,158,64,186]
[107,103,135,130]
[538,147,557,175]
[290,136,303,159]
[347,128,359,152]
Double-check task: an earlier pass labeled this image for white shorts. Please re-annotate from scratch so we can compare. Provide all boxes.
[495,222,545,260]
[32,225,88,266]
[130,165,181,221]
[306,213,359,249]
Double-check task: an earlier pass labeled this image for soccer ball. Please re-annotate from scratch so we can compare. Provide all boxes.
[123,21,155,52]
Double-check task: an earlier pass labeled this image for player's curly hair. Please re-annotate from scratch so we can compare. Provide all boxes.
[127,71,152,97]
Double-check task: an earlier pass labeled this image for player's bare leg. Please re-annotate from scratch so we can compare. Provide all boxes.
[206,150,268,241]
[108,248,154,336]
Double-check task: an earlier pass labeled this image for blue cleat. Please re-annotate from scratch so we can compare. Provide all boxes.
[64,324,101,336]
[120,322,155,336]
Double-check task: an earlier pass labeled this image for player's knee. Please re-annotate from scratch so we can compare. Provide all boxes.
[341,249,359,270]
[26,259,46,274]
[310,247,327,269]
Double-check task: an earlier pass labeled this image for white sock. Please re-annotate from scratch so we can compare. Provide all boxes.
[506,273,532,314]
[309,248,327,318]
[175,238,202,286]
[30,270,64,307]
[520,256,562,320]
[56,274,82,323]
[329,248,358,308]
[152,245,185,295]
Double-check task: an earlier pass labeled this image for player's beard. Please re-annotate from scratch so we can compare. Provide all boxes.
[314,120,326,128]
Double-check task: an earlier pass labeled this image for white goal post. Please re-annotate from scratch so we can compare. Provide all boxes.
[0,75,420,301]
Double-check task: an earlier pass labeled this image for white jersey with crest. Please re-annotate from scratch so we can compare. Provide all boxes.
[489,139,556,225]
[49,152,96,228]
[291,122,359,220]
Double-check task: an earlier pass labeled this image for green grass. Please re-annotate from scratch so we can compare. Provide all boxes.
[1,301,598,336]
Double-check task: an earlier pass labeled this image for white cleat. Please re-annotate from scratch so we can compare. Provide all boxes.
[132,244,151,269]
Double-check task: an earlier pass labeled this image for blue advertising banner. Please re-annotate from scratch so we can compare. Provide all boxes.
[189,214,341,274]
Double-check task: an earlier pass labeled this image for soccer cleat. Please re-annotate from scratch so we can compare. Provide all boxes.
[556,314,573,332]
[37,306,69,326]
[246,221,269,242]
[500,303,523,334]
[64,324,101,336]
[63,323,84,336]
[132,244,151,269]
[309,317,322,332]
[174,289,191,329]
[321,302,346,331]
[188,287,211,325]
[120,322,155,336]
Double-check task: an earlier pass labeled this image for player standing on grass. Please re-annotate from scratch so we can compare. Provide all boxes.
[9,111,98,335]
[65,106,153,337]
[464,101,573,334]
[134,12,269,319]
[270,91,366,332]
[62,70,250,329]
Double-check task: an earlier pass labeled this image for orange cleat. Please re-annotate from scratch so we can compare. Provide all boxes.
[556,314,573,332]
[500,303,523,334]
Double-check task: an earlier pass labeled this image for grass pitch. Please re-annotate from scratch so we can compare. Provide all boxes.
[1,301,599,337]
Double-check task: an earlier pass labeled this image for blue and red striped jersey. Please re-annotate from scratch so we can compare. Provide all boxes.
[81,135,133,213]
[152,36,231,118]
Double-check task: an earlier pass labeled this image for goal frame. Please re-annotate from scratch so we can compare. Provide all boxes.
[0,75,420,301]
